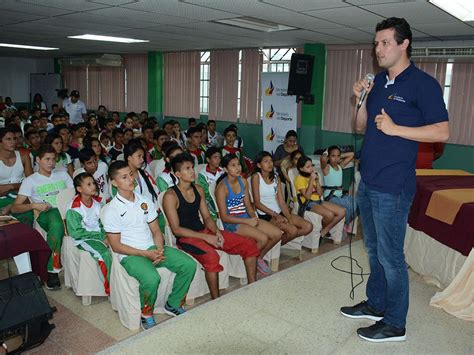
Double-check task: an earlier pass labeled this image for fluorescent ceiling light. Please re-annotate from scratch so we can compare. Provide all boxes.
[429,0,474,21]
[68,34,149,43]
[0,43,58,50]
[214,17,297,32]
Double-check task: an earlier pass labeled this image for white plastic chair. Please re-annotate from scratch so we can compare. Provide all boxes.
[99,204,177,330]
[150,159,166,180]
[157,191,230,304]
[57,188,108,305]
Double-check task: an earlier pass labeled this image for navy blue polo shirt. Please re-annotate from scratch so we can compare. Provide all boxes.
[360,62,448,194]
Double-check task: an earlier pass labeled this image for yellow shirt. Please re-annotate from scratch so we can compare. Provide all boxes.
[294,174,320,203]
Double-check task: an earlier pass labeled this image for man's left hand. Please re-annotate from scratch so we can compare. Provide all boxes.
[375,108,398,136]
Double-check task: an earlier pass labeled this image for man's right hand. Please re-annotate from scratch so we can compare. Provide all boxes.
[353,77,374,99]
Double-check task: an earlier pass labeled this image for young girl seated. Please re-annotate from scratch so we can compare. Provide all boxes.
[66,172,111,295]
[320,146,356,233]
[295,156,345,239]
[251,151,312,244]
[84,136,111,166]
[44,133,74,177]
[216,154,282,275]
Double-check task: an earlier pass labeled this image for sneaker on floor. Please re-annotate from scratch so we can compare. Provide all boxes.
[257,258,271,275]
[340,300,384,321]
[164,302,186,317]
[45,272,61,291]
[357,321,406,343]
[141,315,156,330]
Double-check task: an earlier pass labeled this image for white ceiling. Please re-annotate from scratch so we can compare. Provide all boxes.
[0,0,472,57]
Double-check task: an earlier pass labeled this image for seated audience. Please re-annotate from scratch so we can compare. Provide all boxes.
[207,120,223,147]
[102,160,196,330]
[44,133,74,177]
[163,153,258,299]
[107,128,125,161]
[149,129,169,161]
[76,148,111,201]
[251,151,312,244]
[196,147,224,220]
[320,146,356,233]
[187,126,206,165]
[66,172,111,294]
[272,130,304,168]
[295,156,345,239]
[0,127,33,225]
[157,142,184,192]
[12,145,74,290]
[215,154,282,275]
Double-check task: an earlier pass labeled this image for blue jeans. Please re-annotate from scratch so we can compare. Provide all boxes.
[328,195,356,225]
[357,180,414,329]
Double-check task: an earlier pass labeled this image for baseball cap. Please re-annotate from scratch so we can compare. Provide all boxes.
[70,90,80,97]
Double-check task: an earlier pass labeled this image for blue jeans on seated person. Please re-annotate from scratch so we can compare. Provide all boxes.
[223,213,250,233]
[357,180,415,329]
[328,195,356,225]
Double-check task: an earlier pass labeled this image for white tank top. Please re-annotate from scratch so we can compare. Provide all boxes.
[0,151,25,184]
[256,172,281,215]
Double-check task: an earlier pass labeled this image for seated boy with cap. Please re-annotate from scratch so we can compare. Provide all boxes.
[102,160,196,330]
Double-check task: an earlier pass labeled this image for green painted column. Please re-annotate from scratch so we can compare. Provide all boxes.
[148,51,164,117]
[54,58,61,74]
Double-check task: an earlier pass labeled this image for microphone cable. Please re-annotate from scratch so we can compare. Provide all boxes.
[329,94,370,300]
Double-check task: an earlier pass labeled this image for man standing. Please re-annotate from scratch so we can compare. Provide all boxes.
[340,18,449,342]
[63,90,87,125]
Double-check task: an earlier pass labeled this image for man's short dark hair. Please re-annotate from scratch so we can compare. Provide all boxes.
[37,145,56,159]
[163,121,174,129]
[153,129,167,140]
[224,126,237,136]
[205,146,221,160]
[171,152,195,173]
[376,17,412,58]
[51,114,61,123]
[79,148,96,163]
[108,160,129,180]
[25,129,39,140]
[55,124,70,134]
[0,127,16,141]
[188,117,197,126]
[186,126,201,138]
[207,120,216,126]
[112,127,124,138]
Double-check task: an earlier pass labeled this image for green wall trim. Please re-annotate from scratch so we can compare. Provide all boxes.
[302,43,326,127]
[148,51,163,116]
[53,58,61,74]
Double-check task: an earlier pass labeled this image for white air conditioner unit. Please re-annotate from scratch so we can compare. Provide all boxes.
[412,47,474,58]
[59,54,123,67]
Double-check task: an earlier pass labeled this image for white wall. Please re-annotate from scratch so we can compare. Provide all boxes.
[0,57,54,103]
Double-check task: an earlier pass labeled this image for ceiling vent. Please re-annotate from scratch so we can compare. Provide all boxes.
[59,54,123,67]
[412,47,474,58]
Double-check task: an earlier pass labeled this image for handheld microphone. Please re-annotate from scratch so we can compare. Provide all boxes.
[357,73,375,109]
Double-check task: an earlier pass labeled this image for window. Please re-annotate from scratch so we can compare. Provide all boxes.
[443,62,453,110]
[262,47,296,73]
[200,51,210,114]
